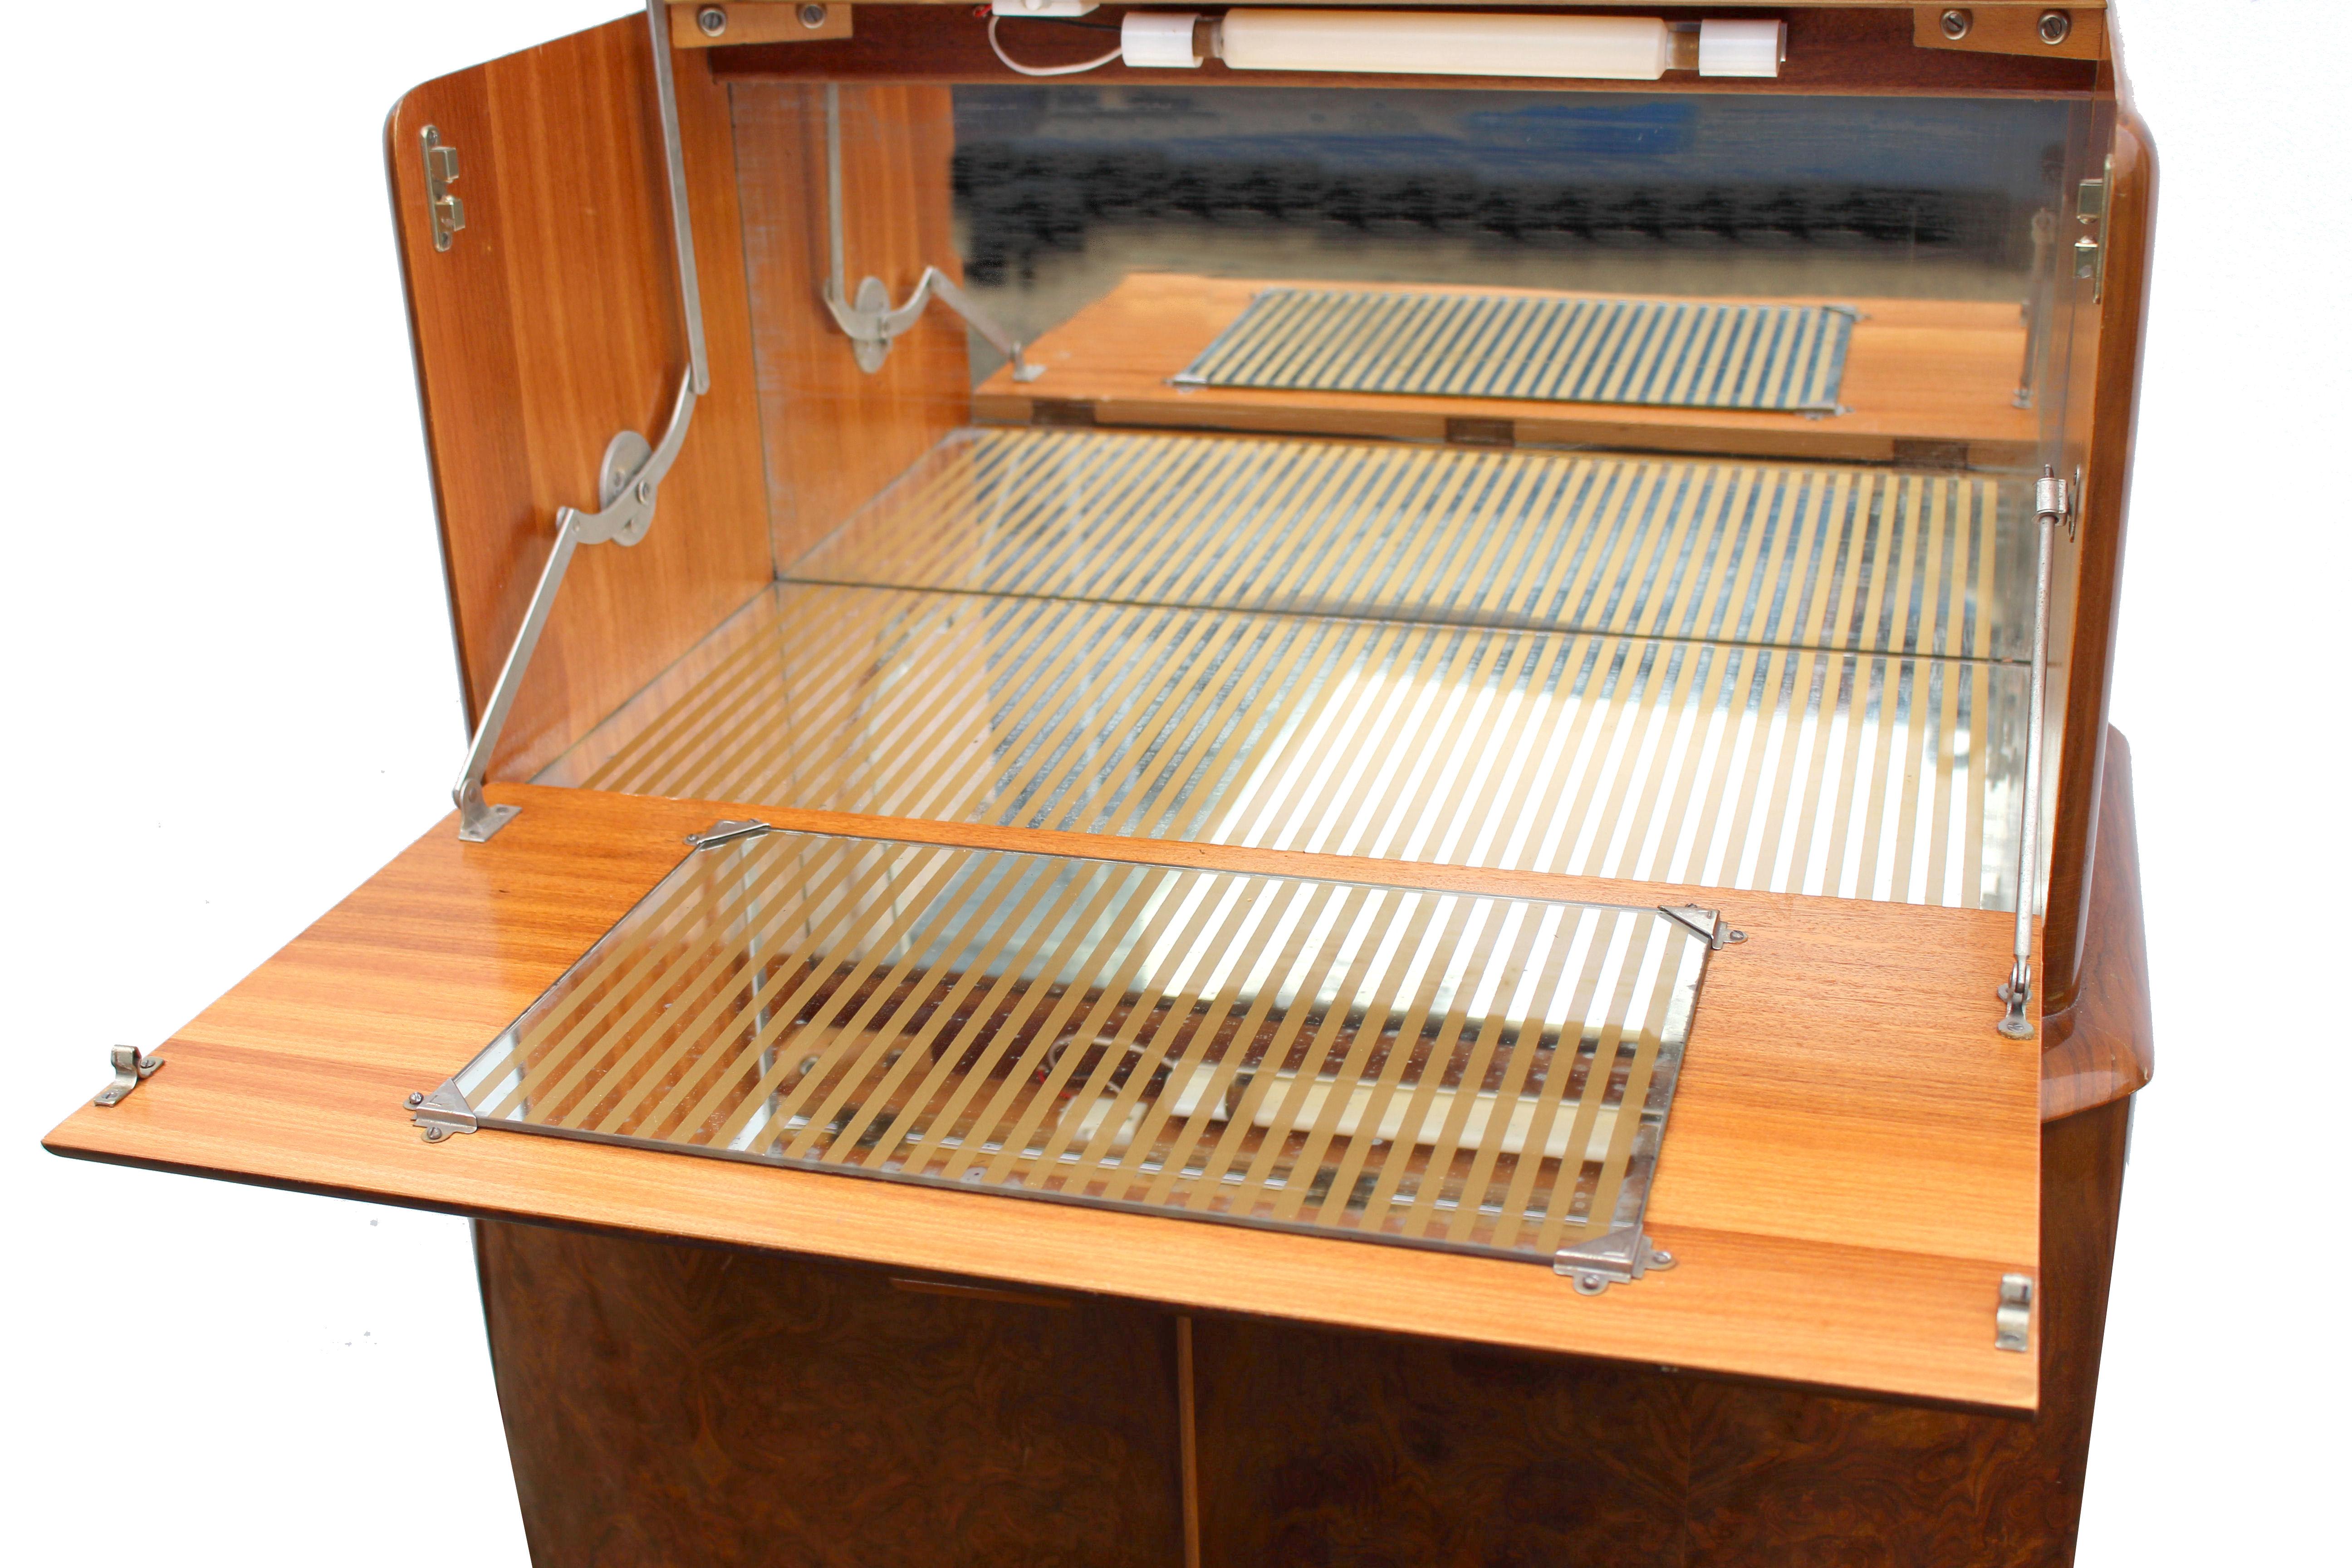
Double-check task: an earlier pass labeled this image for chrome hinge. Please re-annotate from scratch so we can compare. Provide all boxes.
[1995,1272,2034,1352]
[92,1045,164,1107]
[2074,159,2110,302]
[421,125,465,252]
[686,818,774,851]
[1657,904,1746,951]
[407,1079,479,1143]
[1554,1226,1677,1295]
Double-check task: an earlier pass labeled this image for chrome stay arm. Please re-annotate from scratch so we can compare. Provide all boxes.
[818,83,1044,383]
[1998,466,2067,1039]
[453,0,706,842]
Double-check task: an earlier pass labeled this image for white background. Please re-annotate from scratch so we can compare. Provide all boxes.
[3,2,2342,1561]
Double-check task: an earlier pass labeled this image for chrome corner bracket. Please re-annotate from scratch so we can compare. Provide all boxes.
[407,1080,479,1143]
[1658,904,1746,951]
[685,818,774,851]
[92,1046,164,1107]
[1998,466,2067,1039]
[452,0,711,843]
[1554,1227,1677,1296]
[819,84,1044,384]
[1995,1272,2034,1352]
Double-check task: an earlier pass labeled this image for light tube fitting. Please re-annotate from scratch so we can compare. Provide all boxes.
[1117,11,1786,81]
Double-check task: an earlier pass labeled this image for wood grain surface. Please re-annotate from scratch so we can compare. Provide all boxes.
[709,6,2102,98]
[44,784,2042,1408]
[386,20,773,782]
[2040,727,2152,1120]
[972,274,2040,465]
[1194,1096,2127,1566]
[465,1096,2123,1565]
[733,80,973,568]
[477,1220,1186,1568]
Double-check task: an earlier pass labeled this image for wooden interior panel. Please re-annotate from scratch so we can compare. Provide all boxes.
[387,20,773,782]
[44,784,2040,1408]
[732,81,972,568]
[974,275,2039,465]
[709,5,2102,98]
[476,1221,1186,1568]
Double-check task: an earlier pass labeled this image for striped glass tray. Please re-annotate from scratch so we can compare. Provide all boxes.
[1175,287,1856,412]
[431,826,1724,1274]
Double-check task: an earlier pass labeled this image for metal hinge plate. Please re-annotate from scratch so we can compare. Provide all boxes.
[2074,159,2111,301]
[1995,1271,2034,1352]
[1555,1226,1677,1295]
[421,125,465,252]
[407,1079,478,1143]
[686,818,774,851]
[93,1045,164,1107]
[1657,904,1746,951]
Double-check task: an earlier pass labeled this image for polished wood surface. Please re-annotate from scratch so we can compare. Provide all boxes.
[2043,113,2155,1011]
[733,81,972,568]
[1194,1096,2127,1566]
[477,1220,1186,1568]
[2041,728,2152,1120]
[973,274,2038,465]
[45,783,2040,1408]
[387,23,773,782]
[467,1097,2125,1565]
[710,5,2102,97]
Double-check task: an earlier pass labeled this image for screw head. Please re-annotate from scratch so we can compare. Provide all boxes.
[406,1090,425,1107]
[1939,9,1971,40]
[696,6,728,38]
[423,1125,448,1142]
[2038,9,2071,44]
[799,3,829,27]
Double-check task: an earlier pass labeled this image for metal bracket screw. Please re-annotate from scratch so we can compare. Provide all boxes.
[1939,9,1971,40]
[93,1046,164,1107]
[697,6,728,37]
[2037,10,2071,45]
[1995,1273,2034,1351]
[799,3,830,27]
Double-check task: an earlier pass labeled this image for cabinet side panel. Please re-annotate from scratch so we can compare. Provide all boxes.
[2044,111,2156,1009]
[387,20,771,781]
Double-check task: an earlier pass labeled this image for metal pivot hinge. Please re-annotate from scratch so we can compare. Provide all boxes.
[1998,466,2066,1040]
[93,1046,164,1107]
[422,126,465,250]
[1657,904,1746,950]
[2074,157,2111,302]
[1554,1226,1676,1295]
[452,0,710,843]
[407,1080,479,1143]
[1995,1272,2034,1352]
[819,84,1044,384]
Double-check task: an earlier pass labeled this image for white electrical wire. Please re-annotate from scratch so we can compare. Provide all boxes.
[987,14,1124,76]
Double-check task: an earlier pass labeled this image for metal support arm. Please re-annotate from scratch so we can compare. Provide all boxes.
[818,84,1044,383]
[452,0,707,842]
[1998,466,2067,1039]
